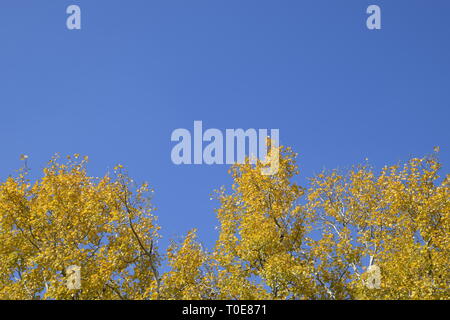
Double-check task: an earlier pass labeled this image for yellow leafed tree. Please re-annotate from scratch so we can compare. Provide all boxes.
[0,148,448,300]
[160,230,217,299]
[0,155,160,299]
[212,147,449,299]
[212,146,317,299]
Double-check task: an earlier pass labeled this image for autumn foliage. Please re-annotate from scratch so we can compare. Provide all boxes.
[0,149,448,300]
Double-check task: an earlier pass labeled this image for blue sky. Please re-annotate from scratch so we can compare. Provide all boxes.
[0,0,449,251]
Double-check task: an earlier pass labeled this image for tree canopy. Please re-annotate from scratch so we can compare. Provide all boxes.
[0,149,448,300]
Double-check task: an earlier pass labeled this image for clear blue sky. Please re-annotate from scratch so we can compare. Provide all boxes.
[0,1,449,250]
